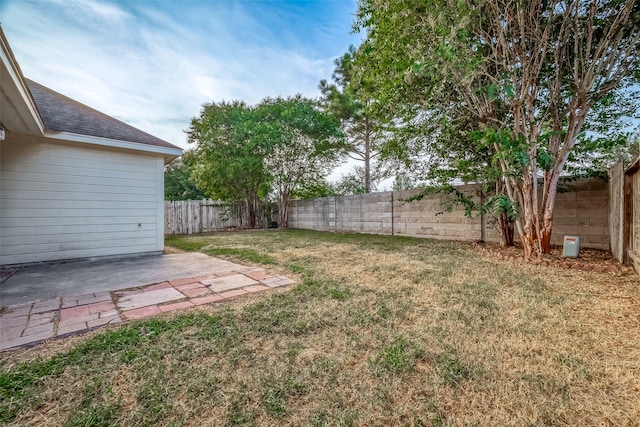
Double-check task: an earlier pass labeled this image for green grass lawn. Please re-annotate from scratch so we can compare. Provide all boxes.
[2,230,638,426]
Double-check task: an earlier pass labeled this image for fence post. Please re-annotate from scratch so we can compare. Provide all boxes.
[609,160,625,263]
[333,196,338,233]
[391,191,394,236]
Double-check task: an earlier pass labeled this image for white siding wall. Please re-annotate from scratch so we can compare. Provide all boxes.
[0,133,165,265]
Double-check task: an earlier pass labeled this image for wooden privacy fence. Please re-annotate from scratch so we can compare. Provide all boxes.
[165,200,246,235]
[609,156,640,274]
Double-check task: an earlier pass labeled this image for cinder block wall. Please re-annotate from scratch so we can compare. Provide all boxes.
[483,179,610,249]
[335,193,393,234]
[392,185,483,240]
[289,178,610,250]
[290,197,335,231]
[551,179,609,249]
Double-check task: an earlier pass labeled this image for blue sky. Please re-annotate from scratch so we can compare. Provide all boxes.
[0,0,361,153]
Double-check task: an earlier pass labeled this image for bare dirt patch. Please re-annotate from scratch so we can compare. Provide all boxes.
[475,241,636,275]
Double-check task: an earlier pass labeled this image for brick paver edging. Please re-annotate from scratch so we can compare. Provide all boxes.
[0,269,294,351]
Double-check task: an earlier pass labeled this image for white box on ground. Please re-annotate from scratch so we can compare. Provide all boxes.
[563,236,580,258]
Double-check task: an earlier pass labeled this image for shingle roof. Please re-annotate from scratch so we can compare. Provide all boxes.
[26,79,180,150]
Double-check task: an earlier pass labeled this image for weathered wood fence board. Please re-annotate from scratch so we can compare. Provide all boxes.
[164,200,246,235]
[609,161,625,262]
[611,156,640,274]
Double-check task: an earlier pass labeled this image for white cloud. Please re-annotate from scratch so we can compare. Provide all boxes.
[50,0,134,25]
[0,0,358,152]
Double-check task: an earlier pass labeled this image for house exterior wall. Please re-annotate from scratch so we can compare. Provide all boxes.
[0,133,165,265]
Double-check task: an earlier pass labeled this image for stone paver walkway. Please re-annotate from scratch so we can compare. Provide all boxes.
[0,267,294,352]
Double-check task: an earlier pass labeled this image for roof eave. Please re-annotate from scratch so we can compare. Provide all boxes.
[45,131,182,164]
[0,26,45,135]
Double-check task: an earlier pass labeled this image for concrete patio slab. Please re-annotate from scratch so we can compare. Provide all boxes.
[0,253,245,306]
[117,287,185,311]
[0,253,297,351]
[204,275,259,292]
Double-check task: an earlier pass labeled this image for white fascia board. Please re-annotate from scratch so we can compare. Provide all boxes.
[0,34,45,134]
[44,131,183,159]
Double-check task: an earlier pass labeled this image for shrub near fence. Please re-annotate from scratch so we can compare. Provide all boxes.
[288,178,610,250]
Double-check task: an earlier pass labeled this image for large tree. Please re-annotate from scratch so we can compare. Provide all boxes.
[391,109,519,247]
[186,101,271,228]
[187,97,343,229]
[356,0,640,258]
[258,96,343,228]
[319,46,384,193]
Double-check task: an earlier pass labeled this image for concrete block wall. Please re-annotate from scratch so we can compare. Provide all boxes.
[335,192,393,234]
[289,178,610,250]
[290,197,336,232]
[483,179,610,249]
[551,179,609,249]
[393,186,483,241]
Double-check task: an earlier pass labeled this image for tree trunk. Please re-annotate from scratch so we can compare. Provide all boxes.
[540,221,552,254]
[518,172,542,259]
[540,171,561,254]
[278,194,290,229]
[498,211,514,247]
[246,197,257,229]
[494,180,514,247]
[248,209,256,229]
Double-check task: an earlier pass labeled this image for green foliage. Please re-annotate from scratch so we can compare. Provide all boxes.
[319,46,384,193]
[403,184,478,218]
[187,96,343,228]
[355,0,640,255]
[186,100,271,227]
[164,155,207,201]
[568,130,640,177]
[333,169,366,195]
[380,108,513,237]
[257,96,343,155]
[391,172,416,191]
[257,95,344,227]
[482,193,519,221]
[333,165,382,195]
[293,180,338,199]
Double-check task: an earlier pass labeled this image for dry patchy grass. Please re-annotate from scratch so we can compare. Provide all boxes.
[1,230,639,426]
